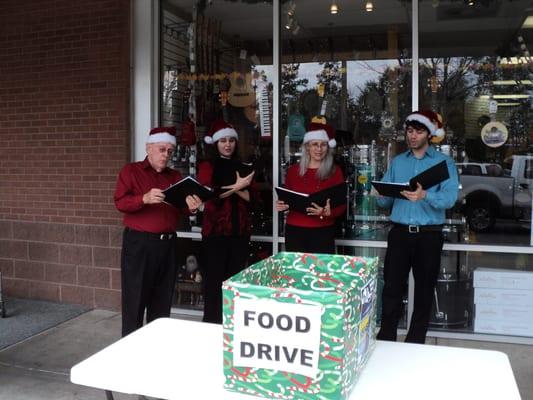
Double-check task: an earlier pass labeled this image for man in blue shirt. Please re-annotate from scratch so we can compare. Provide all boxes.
[376,110,459,344]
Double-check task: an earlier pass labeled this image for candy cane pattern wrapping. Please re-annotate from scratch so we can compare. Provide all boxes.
[222,252,379,400]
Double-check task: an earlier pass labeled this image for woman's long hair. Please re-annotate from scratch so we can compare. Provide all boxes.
[298,143,335,180]
[204,139,240,161]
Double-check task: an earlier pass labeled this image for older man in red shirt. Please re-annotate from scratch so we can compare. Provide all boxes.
[114,127,202,336]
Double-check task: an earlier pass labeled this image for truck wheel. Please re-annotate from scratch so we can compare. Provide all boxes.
[467,203,495,232]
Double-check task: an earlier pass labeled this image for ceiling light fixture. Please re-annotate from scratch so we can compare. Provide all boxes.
[467,0,475,6]
[287,1,296,17]
[492,80,533,85]
[285,16,293,30]
[330,0,338,14]
[365,1,374,12]
[480,94,530,99]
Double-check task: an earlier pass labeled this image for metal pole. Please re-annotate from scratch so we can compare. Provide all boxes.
[407,0,420,333]
[272,0,281,254]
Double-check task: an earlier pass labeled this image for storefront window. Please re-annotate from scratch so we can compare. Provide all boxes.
[160,0,273,310]
[160,0,273,237]
[278,0,412,242]
[155,0,533,340]
[419,0,533,246]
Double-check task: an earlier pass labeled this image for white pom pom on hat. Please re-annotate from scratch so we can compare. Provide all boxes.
[404,110,445,138]
[204,119,238,144]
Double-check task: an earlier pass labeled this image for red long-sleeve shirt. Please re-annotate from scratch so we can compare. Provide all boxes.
[284,164,346,228]
[114,158,183,233]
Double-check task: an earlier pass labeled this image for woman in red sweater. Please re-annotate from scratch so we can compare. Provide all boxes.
[276,120,346,254]
[197,119,254,323]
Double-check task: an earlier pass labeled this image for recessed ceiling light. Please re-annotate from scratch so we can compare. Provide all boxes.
[330,0,338,14]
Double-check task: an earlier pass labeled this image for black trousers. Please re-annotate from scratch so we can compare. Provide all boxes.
[285,224,336,254]
[377,225,444,344]
[120,228,178,337]
[202,236,249,324]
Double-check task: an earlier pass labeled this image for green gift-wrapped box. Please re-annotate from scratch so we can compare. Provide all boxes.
[222,252,379,400]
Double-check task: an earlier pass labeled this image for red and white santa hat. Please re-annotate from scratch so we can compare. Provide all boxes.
[146,126,176,146]
[303,120,336,148]
[404,110,445,138]
[204,119,238,144]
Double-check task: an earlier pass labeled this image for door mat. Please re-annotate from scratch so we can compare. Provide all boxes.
[0,298,89,350]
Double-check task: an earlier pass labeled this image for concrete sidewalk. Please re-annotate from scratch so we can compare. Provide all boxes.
[0,310,531,399]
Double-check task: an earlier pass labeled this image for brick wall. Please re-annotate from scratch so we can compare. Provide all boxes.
[0,0,131,310]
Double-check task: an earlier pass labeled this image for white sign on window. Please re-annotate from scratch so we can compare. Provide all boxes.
[232,298,323,378]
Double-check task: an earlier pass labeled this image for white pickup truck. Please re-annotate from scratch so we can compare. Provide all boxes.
[456,155,533,232]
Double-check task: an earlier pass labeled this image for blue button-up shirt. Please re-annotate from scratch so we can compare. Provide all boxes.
[377,146,459,225]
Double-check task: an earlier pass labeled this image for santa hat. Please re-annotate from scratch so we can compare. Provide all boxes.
[204,119,238,144]
[303,119,336,148]
[404,110,445,138]
[146,126,176,146]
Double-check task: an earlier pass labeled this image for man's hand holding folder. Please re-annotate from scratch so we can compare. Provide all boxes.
[162,176,215,209]
[371,160,449,200]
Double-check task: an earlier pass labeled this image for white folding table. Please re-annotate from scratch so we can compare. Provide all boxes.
[70,318,521,400]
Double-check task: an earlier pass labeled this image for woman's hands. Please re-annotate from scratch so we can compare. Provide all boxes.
[219,171,255,200]
[276,198,332,219]
[307,198,331,219]
[221,171,255,192]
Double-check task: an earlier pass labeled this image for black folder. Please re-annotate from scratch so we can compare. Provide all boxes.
[275,182,347,214]
[372,160,450,199]
[370,181,412,199]
[213,159,255,187]
[162,176,216,208]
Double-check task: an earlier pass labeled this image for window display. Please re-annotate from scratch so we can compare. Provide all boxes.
[158,0,533,341]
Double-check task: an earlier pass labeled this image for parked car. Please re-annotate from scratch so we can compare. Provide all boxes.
[456,156,533,232]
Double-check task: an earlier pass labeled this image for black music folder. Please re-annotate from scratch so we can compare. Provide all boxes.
[275,182,347,214]
[162,176,215,208]
[372,160,450,199]
[214,158,255,187]
[371,181,412,199]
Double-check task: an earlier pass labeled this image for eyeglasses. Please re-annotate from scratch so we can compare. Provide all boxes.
[307,141,328,149]
[155,146,175,156]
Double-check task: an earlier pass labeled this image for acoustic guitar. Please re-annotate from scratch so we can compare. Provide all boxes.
[228,40,256,108]
[228,71,256,108]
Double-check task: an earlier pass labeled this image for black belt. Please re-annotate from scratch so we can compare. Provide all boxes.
[124,227,176,240]
[393,223,443,233]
